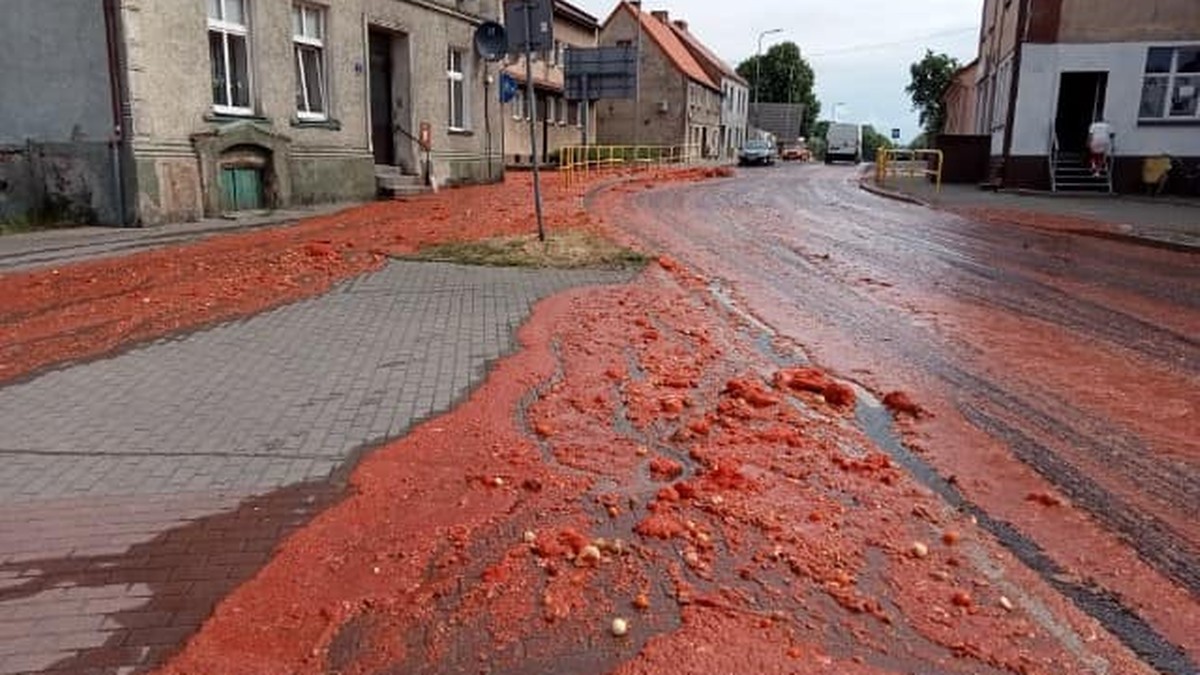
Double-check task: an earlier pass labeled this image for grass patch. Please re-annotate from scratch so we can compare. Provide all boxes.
[408,230,649,270]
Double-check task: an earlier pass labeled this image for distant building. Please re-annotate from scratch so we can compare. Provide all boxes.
[942,60,979,136]
[502,0,599,165]
[0,0,504,226]
[668,19,750,159]
[594,3,722,156]
[975,0,1200,193]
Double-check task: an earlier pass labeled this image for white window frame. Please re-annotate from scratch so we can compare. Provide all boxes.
[293,4,328,121]
[208,0,253,116]
[1139,46,1200,122]
[557,95,567,125]
[448,48,469,131]
[512,89,526,120]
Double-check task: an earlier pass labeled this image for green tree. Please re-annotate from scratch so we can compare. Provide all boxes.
[737,42,821,137]
[905,50,960,138]
[861,125,893,162]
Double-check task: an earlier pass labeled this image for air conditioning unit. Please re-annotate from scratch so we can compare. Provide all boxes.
[657,100,670,114]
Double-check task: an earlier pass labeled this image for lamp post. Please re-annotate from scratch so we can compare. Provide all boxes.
[753,28,783,123]
[833,101,846,123]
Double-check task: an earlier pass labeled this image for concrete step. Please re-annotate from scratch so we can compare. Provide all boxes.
[375,170,428,198]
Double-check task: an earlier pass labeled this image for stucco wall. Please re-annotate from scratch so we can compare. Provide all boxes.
[1012,42,1200,157]
[0,0,114,145]
[501,10,598,161]
[121,0,501,222]
[0,1,123,224]
[595,10,689,147]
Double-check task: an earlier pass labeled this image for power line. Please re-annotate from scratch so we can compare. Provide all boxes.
[807,26,978,58]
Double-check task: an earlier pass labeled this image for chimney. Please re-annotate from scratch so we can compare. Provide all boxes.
[673,19,688,32]
[651,10,669,24]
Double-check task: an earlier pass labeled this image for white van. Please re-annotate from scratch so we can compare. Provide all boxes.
[824,123,862,164]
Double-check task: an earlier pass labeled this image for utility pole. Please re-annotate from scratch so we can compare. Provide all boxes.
[631,1,642,149]
[521,0,545,241]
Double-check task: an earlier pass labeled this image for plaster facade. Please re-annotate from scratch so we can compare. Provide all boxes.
[502,1,599,164]
[3,0,506,225]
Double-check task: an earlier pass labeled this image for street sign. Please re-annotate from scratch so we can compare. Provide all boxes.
[564,46,637,101]
[504,0,553,55]
[499,72,519,103]
[891,128,901,140]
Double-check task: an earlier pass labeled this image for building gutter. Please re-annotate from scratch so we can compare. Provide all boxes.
[1000,0,1030,187]
[102,0,133,226]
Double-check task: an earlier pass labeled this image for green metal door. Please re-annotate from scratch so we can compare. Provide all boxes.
[219,167,264,212]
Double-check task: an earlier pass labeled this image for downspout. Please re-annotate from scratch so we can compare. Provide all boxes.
[1000,0,1030,188]
[102,0,131,225]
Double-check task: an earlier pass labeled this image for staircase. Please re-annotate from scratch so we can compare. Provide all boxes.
[1051,152,1113,194]
[375,165,429,199]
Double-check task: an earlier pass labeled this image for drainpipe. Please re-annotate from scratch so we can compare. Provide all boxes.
[1000,0,1030,188]
[102,0,132,226]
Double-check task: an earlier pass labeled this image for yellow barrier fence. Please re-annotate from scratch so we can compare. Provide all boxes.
[875,148,944,192]
[559,144,702,188]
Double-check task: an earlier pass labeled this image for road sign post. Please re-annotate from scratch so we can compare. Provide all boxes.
[505,0,553,242]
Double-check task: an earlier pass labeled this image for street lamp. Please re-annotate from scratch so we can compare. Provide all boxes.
[753,28,783,116]
[833,102,846,123]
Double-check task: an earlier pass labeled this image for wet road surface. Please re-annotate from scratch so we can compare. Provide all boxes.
[595,163,1200,672]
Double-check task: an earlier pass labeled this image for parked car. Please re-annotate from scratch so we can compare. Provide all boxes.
[738,139,777,166]
[780,145,810,161]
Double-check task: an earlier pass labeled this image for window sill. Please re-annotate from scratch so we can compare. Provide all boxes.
[448,128,474,136]
[205,111,269,124]
[1137,118,1200,127]
[292,117,342,130]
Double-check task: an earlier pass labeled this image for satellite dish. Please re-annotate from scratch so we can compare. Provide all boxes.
[474,22,507,62]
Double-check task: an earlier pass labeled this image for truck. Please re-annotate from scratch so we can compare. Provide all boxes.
[824,123,862,164]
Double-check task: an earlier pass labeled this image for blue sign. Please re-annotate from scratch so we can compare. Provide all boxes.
[891,128,901,140]
[500,72,519,103]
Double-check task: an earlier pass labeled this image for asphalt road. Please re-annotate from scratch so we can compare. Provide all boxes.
[597,163,1200,673]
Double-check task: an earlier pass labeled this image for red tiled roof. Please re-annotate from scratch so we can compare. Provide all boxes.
[670,22,748,87]
[602,3,719,91]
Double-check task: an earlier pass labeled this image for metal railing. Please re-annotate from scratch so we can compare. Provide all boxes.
[875,148,944,192]
[559,144,702,188]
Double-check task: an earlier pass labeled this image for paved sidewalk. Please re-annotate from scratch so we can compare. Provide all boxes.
[0,203,356,272]
[0,260,633,674]
[864,176,1200,250]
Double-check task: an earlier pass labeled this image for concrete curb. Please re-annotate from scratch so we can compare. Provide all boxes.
[857,178,1198,254]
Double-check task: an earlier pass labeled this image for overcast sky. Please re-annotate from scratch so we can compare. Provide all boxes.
[571,0,984,142]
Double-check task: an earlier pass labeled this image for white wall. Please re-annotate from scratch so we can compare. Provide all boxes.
[1013,42,1200,156]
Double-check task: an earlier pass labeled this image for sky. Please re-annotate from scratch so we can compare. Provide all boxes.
[570,0,985,143]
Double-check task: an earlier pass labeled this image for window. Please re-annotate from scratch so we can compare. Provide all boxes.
[293,4,326,119]
[1140,46,1200,120]
[448,48,468,129]
[569,101,581,127]
[512,90,526,120]
[208,0,252,114]
[546,96,556,125]
[557,96,567,125]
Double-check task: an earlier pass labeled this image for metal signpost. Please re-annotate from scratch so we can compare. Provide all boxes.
[564,46,637,149]
[505,0,553,241]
